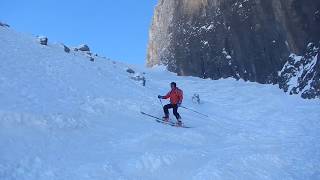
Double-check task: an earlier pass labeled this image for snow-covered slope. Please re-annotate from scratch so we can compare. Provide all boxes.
[0,26,320,180]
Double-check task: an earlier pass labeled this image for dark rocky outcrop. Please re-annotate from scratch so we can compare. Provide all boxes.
[0,22,10,28]
[130,73,147,87]
[38,36,48,45]
[62,44,70,53]
[89,56,95,62]
[126,68,135,74]
[78,44,90,52]
[86,52,95,62]
[147,0,320,90]
[279,43,319,99]
[73,44,95,62]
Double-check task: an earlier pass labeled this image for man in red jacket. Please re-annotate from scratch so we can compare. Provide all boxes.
[158,82,183,125]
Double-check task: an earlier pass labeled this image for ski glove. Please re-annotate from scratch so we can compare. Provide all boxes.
[158,95,164,99]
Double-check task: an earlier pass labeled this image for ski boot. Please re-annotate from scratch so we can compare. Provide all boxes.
[176,119,183,127]
[162,116,169,122]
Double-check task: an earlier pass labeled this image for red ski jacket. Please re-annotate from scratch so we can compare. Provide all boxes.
[164,88,183,105]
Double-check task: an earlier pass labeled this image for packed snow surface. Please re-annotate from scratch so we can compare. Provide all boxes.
[0,27,320,180]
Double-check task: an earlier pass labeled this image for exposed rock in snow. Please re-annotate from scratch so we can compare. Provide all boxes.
[84,53,94,62]
[192,93,201,104]
[38,36,48,45]
[126,68,135,74]
[61,44,70,53]
[0,21,10,28]
[73,45,96,62]
[279,43,320,99]
[130,73,146,87]
[77,44,90,52]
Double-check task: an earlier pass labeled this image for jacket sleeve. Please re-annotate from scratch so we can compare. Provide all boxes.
[179,90,183,103]
[163,91,171,99]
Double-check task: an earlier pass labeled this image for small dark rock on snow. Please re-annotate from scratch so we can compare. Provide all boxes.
[38,36,48,45]
[192,94,201,104]
[0,22,10,27]
[130,73,146,86]
[78,44,90,52]
[126,68,135,74]
[61,44,70,53]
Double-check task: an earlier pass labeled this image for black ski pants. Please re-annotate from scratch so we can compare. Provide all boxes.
[163,104,181,120]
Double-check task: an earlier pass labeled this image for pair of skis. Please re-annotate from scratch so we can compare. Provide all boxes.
[140,112,192,128]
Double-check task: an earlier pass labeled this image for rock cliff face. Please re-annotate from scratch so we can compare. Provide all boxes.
[279,43,319,99]
[147,0,320,92]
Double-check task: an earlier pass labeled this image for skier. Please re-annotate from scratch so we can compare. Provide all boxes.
[158,82,183,125]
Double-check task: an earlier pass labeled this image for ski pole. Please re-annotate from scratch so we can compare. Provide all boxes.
[180,106,209,117]
[159,98,164,107]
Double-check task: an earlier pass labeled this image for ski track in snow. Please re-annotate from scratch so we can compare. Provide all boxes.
[0,27,320,180]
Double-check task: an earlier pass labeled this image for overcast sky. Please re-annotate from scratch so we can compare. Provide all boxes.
[0,0,158,65]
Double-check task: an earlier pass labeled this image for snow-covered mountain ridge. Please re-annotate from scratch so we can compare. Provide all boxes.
[0,25,320,180]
